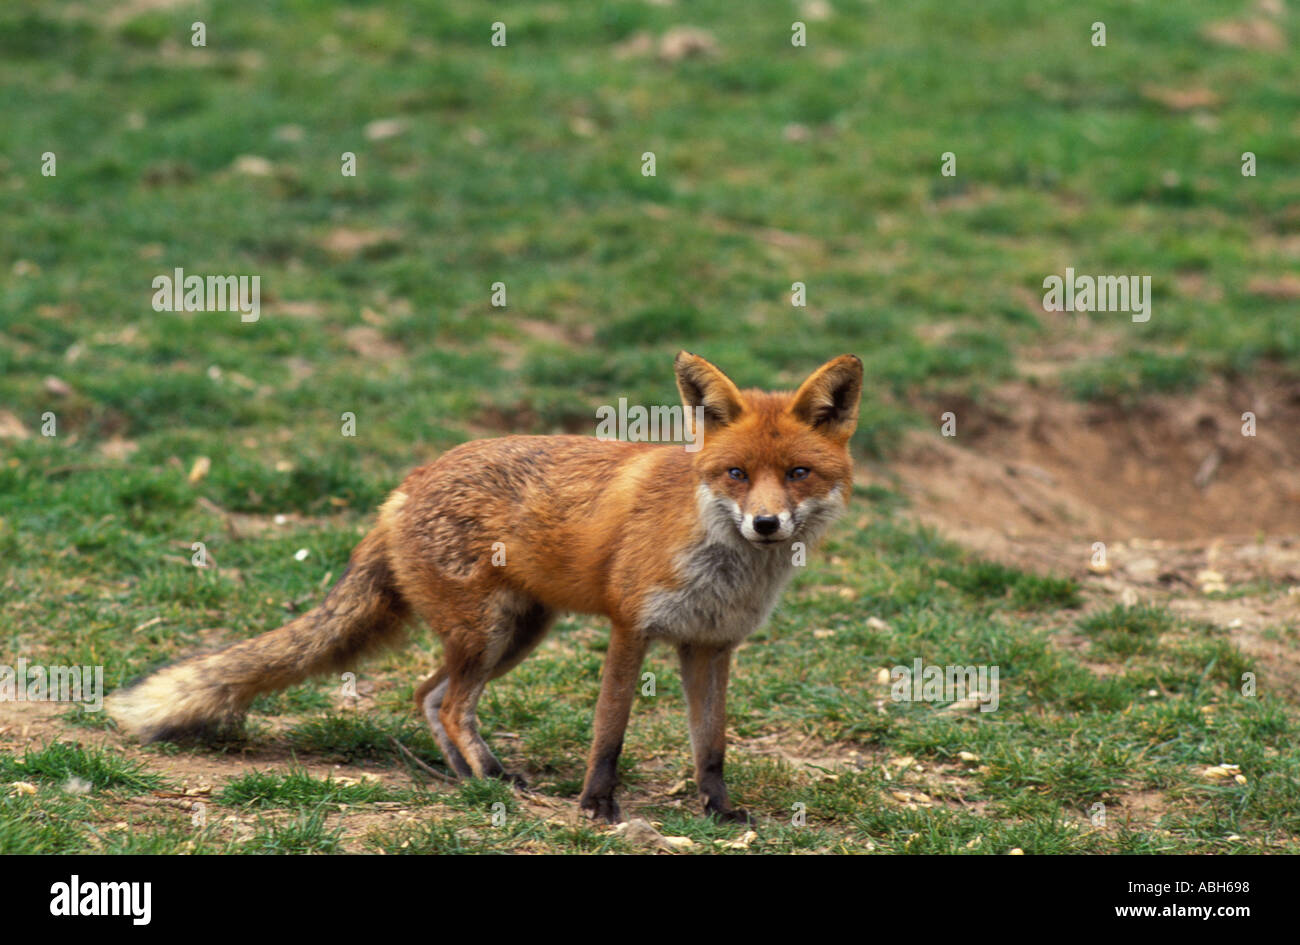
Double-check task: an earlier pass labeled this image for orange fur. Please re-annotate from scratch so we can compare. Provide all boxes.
[107,352,862,823]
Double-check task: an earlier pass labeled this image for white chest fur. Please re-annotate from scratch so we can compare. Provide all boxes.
[637,485,799,644]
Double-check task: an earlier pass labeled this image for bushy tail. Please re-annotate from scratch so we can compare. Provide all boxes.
[108,529,408,743]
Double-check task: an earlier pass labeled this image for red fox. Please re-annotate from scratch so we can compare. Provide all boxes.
[108,352,862,823]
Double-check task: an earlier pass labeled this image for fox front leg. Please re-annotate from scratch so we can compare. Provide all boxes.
[578,624,648,824]
[678,642,753,824]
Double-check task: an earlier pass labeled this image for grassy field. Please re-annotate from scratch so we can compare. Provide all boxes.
[1,0,1298,854]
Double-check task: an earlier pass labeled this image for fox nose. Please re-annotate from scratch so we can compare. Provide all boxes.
[752,515,780,536]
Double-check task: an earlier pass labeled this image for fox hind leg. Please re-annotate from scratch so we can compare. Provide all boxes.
[416,667,472,778]
[416,597,554,786]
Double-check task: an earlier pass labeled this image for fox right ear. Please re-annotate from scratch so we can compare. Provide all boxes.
[675,351,745,432]
[789,354,863,441]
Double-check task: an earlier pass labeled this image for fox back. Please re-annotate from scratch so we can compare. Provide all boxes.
[108,352,862,823]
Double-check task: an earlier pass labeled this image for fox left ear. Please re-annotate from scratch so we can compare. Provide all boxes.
[675,351,746,432]
[789,355,863,439]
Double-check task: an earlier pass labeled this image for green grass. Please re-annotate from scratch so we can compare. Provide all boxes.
[1063,351,1205,404]
[936,559,1082,610]
[217,768,403,808]
[284,713,442,764]
[1,0,1298,853]
[0,742,162,794]
[244,809,346,854]
[1,515,1296,853]
[1079,603,1174,657]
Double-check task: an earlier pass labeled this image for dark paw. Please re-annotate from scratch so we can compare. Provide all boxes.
[706,804,756,826]
[579,792,622,824]
[502,771,531,792]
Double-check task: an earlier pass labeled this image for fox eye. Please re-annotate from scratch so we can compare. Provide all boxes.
[787,467,811,481]
[728,468,747,481]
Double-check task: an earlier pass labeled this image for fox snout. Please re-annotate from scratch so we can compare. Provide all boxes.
[741,509,794,543]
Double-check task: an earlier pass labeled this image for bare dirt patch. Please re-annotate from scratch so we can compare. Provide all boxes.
[895,373,1300,543]
[886,372,1300,696]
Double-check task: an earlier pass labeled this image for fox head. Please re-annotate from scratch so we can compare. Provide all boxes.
[675,351,862,548]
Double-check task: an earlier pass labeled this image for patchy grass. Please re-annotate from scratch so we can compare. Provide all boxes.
[244,809,346,855]
[1063,351,1205,404]
[1,0,1297,853]
[1079,603,1174,657]
[285,714,440,765]
[936,559,1082,610]
[1,509,1296,853]
[0,742,162,794]
[218,768,404,808]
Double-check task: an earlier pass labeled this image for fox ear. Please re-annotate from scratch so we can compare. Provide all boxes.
[675,351,745,432]
[789,355,863,439]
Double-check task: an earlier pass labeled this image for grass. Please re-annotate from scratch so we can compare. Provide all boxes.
[0,742,162,794]
[9,511,1289,854]
[217,768,404,808]
[284,713,441,764]
[1,0,1297,853]
[1063,351,1205,404]
[244,809,346,855]
[936,559,1082,609]
[1079,603,1174,657]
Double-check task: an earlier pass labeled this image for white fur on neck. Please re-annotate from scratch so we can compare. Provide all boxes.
[636,483,843,644]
